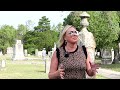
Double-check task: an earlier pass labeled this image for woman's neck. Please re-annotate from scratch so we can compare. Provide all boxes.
[65,43,77,52]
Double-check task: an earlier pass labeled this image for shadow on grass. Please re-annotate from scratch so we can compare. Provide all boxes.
[37,70,46,73]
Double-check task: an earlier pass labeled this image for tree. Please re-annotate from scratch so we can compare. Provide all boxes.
[63,11,82,31]
[56,22,64,32]
[88,11,120,50]
[34,16,51,32]
[63,11,120,50]
[26,20,35,31]
[0,25,16,54]
[23,30,59,54]
[17,24,28,40]
[51,24,57,31]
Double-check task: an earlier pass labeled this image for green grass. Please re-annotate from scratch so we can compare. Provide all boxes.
[0,59,49,79]
[0,56,119,79]
[95,57,120,72]
[96,74,109,79]
[100,64,120,72]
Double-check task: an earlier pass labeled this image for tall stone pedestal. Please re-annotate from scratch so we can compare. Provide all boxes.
[12,40,25,60]
[79,11,96,79]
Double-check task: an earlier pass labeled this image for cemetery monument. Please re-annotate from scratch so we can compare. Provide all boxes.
[12,40,26,60]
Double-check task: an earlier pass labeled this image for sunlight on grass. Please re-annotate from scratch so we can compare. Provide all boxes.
[96,74,109,79]
[95,57,120,72]
[0,56,119,79]
[0,59,49,79]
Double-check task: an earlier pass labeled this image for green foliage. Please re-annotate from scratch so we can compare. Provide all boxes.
[51,22,64,33]
[34,16,51,32]
[56,22,64,32]
[23,30,59,54]
[17,24,28,40]
[0,25,16,54]
[63,11,120,50]
[88,11,120,49]
[63,11,82,31]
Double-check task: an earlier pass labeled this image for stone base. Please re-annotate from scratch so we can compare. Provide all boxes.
[101,60,112,64]
[12,56,26,60]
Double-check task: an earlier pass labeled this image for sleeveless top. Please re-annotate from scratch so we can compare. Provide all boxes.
[57,45,87,79]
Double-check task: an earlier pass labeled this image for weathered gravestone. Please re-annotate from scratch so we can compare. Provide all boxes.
[7,47,13,56]
[24,49,28,57]
[1,60,6,68]
[12,40,25,60]
[101,49,112,64]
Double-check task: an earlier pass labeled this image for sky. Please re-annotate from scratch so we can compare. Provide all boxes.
[0,11,71,29]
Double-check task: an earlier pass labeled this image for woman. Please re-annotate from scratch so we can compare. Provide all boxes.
[48,25,99,79]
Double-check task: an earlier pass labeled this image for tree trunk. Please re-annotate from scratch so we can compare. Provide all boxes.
[112,49,119,64]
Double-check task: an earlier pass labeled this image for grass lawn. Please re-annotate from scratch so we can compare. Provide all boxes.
[100,63,120,72]
[96,74,109,79]
[0,58,48,79]
[95,57,120,72]
[0,56,118,79]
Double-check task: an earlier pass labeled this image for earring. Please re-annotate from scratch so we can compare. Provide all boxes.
[65,40,67,45]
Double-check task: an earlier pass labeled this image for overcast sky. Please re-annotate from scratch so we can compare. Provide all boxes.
[0,11,71,29]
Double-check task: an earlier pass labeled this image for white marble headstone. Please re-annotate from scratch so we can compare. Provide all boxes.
[12,40,25,60]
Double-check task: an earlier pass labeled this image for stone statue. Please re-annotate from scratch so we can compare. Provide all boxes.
[78,11,96,63]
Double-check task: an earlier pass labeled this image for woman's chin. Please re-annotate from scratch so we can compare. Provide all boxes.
[71,41,78,44]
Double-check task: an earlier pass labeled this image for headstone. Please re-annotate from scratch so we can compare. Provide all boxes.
[1,60,6,68]
[111,48,114,63]
[42,48,47,73]
[35,49,38,56]
[42,48,46,60]
[24,49,28,57]
[0,50,3,56]
[38,51,42,57]
[7,47,13,56]
[12,40,25,60]
[97,52,100,57]
[101,49,112,64]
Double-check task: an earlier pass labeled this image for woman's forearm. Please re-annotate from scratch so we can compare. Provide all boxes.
[48,71,59,79]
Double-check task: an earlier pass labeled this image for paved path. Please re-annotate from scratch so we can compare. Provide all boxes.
[97,68,120,79]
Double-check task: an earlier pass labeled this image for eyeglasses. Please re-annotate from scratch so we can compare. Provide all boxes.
[68,31,79,36]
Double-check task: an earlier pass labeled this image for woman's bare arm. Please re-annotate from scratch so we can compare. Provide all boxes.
[86,50,97,76]
[48,51,59,79]
[48,51,65,79]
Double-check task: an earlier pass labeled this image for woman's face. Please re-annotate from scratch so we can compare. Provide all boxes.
[64,27,79,44]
